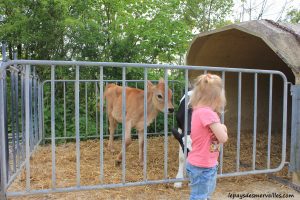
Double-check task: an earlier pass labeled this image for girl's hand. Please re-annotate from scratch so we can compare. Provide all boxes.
[221,124,227,133]
[210,123,228,144]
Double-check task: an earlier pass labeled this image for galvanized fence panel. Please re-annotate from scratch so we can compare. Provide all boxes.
[290,85,300,173]
[0,60,288,198]
[0,63,43,199]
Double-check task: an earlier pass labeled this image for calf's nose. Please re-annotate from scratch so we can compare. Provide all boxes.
[168,108,174,113]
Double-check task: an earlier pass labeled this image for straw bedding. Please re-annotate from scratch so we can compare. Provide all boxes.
[7,131,290,199]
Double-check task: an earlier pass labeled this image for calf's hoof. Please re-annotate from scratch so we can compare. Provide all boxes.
[174,182,183,188]
[108,146,115,153]
[139,161,144,166]
[115,159,122,166]
[110,149,116,153]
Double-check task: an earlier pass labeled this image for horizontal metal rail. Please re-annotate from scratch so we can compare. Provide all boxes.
[7,178,188,197]
[43,132,174,140]
[5,165,289,197]
[0,60,289,77]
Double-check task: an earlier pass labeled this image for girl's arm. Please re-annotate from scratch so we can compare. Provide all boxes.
[210,123,228,143]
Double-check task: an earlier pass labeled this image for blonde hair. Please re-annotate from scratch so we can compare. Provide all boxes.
[190,73,226,113]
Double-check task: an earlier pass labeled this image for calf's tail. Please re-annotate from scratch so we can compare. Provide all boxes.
[171,128,190,156]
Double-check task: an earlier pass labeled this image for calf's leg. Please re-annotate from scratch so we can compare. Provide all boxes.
[174,130,192,188]
[108,115,117,153]
[174,143,185,188]
[174,128,184,188]
[115,121,132,166]
[138,131,144,166]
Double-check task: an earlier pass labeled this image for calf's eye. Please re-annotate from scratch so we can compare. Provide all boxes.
[157,94,163,99]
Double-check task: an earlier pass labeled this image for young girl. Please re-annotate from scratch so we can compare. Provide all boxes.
[186,73,228,200]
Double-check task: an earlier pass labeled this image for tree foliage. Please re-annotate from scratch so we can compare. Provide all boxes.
[0,0,233,138]
[286,9,300,23]
[1,0,299,139]
[0,0,234,63]
[180,0,233,32]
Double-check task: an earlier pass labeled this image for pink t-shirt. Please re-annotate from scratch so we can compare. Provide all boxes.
[187,107,221,168]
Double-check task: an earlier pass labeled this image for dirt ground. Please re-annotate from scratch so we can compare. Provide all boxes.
[6,135,300,200]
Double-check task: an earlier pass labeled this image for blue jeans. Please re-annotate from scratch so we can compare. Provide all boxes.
[186,161,218,200]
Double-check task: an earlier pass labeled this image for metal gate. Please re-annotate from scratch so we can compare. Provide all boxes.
[0,60,287,198]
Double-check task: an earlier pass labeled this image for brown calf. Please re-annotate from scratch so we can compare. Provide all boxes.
[104,78,174,166]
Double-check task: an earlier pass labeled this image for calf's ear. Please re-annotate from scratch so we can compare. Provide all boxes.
[159,78,165,84]
[147,81,154,89]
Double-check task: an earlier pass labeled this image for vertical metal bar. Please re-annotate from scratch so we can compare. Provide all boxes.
[267,74,273,169]
[85,82,88,138]
[36,80,39,143]
[25,65,31,191]
[95,82,98,136]
[36,79,39,144]
[75,65,81,187]
[99,67,104,183]
[183,69,189,177]
[154,116,157,134]
[136,82,138,136]
[172,82,175,128]
[143,68,148,180]
[63,82,66,141]
[14,70,20,169]
[29,76,33,151]
[252,73,258,170]
[21,69,25,160]
[32,73,35,147]
[219,71,225,175]
[10,69,16,173]
[51,65,56,189]
[1,60,9,190]
[2,42,6,62]
[122,67,126,183]
[0,69,8,198]
[13,51,17,61]
[33,67,38,146]
[4,69,9,178]
[32,68,35,146]
[281,75,287,172]
[236,72,242,172]
[289,87,296,172]
[42,83,45,145]
[105,82,109,136]
[36,78,39,143]
[155,79,157,134]
[116,80,121,136]
[38,82,43,148]
[164,69,169,179]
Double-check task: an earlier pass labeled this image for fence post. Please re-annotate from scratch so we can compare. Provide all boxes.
[25,65,31,191]
[0,68,8,200]
[290,83,300,187]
